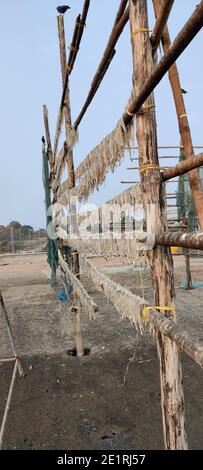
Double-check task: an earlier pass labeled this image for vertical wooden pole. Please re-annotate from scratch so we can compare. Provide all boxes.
[184,248,192,289]
[152,0,203,230]
[129,0,187,449]
[180,217,193,289]
[57,15,83,355]
[57,15,75,189]
[43,105,55,183]
[73,292,84,358]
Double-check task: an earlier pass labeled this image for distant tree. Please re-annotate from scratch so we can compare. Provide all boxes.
[22,225,33,232]
[9,221,22,229]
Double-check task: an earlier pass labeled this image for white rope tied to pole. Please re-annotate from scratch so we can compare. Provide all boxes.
[0,359,19,450]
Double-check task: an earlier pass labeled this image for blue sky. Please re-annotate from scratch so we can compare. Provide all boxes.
[0,0,203,228]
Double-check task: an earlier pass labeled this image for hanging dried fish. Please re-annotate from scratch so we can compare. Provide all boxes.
[75,119,134,201]
[81,255,145,332]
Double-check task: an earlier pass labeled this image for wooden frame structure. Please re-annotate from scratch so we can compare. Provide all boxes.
[42,0,203,450]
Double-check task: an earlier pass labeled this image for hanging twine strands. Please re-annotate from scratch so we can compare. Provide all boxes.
[74,119,134,201]
[58,251,98,319]
[81,256,145,333]
[71,238,150,266]
[56,119,134,203]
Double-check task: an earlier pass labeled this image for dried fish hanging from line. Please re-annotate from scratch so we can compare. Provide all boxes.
[58,251,98,319]
[64,183,151,265]
[81,256,145,333]
[71,238,149,266]
[75,119,134,201]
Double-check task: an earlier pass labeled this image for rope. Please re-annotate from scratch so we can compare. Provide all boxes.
[142,306,176,321]
[126,104,156,118]
[140,164,161,173]
[137,104,156,114]
[126,109,134,117]
[131,28,152,39]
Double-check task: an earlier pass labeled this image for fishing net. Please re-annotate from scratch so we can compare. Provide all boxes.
[42,152,58,285]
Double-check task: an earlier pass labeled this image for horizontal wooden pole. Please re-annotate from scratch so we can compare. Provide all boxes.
[123,1,203,125]
[130,146,203,149]
[162,153,203,181]
[151,0,175,53]
[147,308,203,369]
[155,231,203,250]
[74,4,129,129]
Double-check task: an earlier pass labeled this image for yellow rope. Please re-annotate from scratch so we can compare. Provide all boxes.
[140,164,161,173]
[126,109,134,117]
[138,104,156,114]
[132,28,152,39]
[142,306,176,321]
[126,104,155,118]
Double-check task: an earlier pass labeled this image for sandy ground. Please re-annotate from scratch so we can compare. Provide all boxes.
[0,252,203,450]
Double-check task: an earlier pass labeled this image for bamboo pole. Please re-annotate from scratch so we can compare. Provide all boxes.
[67,14,81,74]
[73,5,129,129]
[114,0,129,24]
[180,218,193,290]
[57,14,80,284]
[129,0,187,450]
[0,290,24,378]
[152,0,203,229]
[0,359,19,450]
[124,1,203,126]
[131,146,203,149]
[57,15,75,189]
[151,0,175,54]
[67,0,90,75]
[56,15,82,353]
[72,0,175,128]
[43,105,55,182]
[154,231,203,250]
[53,0,90,159]
[71,254,83,357]
[73,292,84,357]
[162,153,203,181]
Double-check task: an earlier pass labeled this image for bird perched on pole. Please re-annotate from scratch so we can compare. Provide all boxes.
[181,88,188,94]
[57,5,71,15]
[41,136,46,153]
